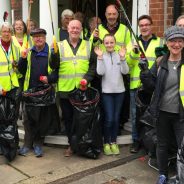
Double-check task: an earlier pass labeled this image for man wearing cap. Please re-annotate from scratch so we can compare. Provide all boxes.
[140,25,184,184]
[18,28,60,157]
[56,20,96,157]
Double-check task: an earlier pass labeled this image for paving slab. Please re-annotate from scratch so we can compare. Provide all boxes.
[0,163,28,184]
[70,158,157,184]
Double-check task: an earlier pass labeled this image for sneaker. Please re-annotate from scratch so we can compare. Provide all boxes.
[18,147,30,156]
[33,145,43,157]
[111,143,120,155]
[156,175,167,184]
[130,141,140,153]
[103,144,113,155]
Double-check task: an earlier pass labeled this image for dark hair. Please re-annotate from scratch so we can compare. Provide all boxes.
[138,15,153,25]
[103,34,116,43]
[13,18,27,34]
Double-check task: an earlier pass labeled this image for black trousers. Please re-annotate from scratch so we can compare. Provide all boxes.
[59,98,73,145]
[156,110,184,176]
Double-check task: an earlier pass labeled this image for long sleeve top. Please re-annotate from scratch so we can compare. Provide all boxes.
[97,51,129,93]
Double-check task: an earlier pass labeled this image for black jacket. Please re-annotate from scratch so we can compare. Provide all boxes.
[140,52,184,122]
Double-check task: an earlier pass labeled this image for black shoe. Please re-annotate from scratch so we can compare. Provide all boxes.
[130,141,140,153]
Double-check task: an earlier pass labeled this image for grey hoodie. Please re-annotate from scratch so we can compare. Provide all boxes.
[97,51,129,93]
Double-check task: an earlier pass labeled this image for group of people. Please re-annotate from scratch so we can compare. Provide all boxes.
[0,3,184,184]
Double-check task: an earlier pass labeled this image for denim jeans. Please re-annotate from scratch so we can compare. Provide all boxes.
[102,93,124,144]
[130,89,138,141]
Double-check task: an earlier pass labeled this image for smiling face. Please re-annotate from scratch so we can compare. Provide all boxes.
[103,35,116,52]
[68,20,82,41]
[138,18,152,39]
[166,38,184,56]
[32,34,46,50]
[105,5,119,27]
[14,20,24,35]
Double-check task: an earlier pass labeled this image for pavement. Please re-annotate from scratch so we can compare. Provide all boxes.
[0,144,158,184]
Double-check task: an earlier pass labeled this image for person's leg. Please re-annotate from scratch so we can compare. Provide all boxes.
[130,89,140,153]
[102,93,114,144]
[156,111,172,178]
[111,93,124,155]
[60,98,73,156]
[130,89,138,141]
[111,93,124,143]
[19,105,33,156]
[102,93,114,155]
[59,98,73,144]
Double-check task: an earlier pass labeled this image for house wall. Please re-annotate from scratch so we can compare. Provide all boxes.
[11,0,22,20]
[149,0,173,37]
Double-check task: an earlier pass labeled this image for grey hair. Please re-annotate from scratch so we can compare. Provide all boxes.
[0,22,13,33]
[176,15,184,26]
[61,9,74,19]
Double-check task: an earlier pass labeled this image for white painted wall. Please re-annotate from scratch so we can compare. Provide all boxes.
[0,0,11,26]
[40,0,58,45]
[132,0,149,35]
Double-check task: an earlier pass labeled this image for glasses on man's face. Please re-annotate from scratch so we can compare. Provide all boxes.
[139,23,151,28]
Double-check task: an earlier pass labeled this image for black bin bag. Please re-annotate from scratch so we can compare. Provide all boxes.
[22,84,55,106]
[69,87,102,159]
[0,95,19,161]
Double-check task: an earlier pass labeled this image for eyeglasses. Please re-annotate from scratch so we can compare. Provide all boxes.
[139,23,151,28]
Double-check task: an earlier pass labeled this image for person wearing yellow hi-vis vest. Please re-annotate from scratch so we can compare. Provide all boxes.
[0,22,20,93]
[12,19,33,52]
[126,15,163,154]
[140,25,184,183]
[18,28,60,157]
[12,19,33,87]
[0,22,20,160]
[57,20,96,157]
[92,4,131,51]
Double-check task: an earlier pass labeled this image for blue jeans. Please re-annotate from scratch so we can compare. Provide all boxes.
[130,89,138,141]
[102,93,124,144]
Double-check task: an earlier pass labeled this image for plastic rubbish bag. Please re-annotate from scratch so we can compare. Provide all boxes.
[0,124,19,161]
[0,96,16,123]
[69,87,102,159]
[22,84,55,106]
[0,95,18,161]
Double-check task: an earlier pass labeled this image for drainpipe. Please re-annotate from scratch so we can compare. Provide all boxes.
[173,0,182,24]
[164,0,167,32]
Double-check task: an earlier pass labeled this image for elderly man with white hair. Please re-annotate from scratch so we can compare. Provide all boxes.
[58,9,74,41]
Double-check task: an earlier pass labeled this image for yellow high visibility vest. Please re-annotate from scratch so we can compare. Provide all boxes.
[23,49,52,91]
[180,65,184,107]
[12,34,33,51]
[127,37,163,89]
[0,43,19,91]
[57,39,91,92]
[97,23,131,51]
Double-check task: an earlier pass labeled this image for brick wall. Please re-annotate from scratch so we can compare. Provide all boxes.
[11,0,22,20]
[149,0,173,37]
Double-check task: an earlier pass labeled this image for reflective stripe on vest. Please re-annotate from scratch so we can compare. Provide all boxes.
[23,49,52,91]
[58,40,90,91]
[0,44,19,91]
[180,65,184,107]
